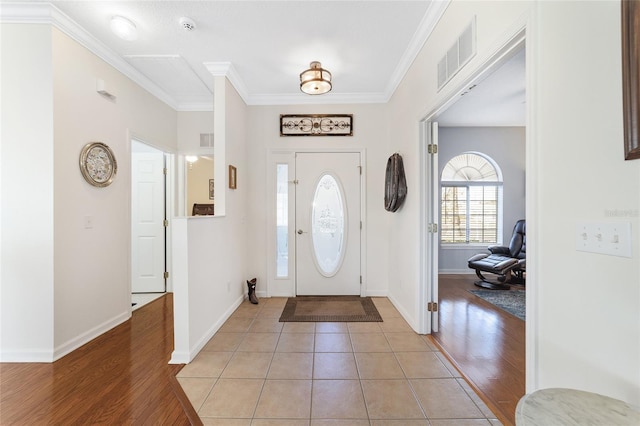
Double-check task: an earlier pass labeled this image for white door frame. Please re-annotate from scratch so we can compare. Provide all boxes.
[418,29,529,329]
[128,134,175,297]
[266,147,367,298]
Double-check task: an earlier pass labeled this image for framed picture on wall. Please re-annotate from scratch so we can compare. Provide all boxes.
[209,179,214,200]
[229,165,237,189]
[622,0,640,160]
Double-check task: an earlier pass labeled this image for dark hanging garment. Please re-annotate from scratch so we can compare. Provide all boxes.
[384,153,407,212]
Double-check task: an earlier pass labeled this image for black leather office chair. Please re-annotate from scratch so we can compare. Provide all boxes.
[468,219,526,289]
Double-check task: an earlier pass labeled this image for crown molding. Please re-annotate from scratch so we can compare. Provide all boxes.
[383,0,451,101]
[0,2,181,110]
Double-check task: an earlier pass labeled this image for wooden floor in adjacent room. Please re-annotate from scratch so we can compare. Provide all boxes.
[0,294,198,425]
[432,274,525,426]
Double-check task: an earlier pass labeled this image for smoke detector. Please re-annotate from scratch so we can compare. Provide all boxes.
[179,17,196,31]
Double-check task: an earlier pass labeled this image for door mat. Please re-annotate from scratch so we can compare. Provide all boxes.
[468,289,525,321]
[279,296,383,322]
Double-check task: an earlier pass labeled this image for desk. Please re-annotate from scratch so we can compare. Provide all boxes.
[516,388,640,425]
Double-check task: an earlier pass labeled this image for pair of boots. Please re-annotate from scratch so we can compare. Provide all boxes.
[247,278,258,304]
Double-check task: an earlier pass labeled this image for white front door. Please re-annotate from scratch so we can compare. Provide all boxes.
[295,152,361,296]
[131,141,166,293]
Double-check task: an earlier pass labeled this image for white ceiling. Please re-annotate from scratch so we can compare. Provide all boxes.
[437,48,526,127]
[4,1,525,125]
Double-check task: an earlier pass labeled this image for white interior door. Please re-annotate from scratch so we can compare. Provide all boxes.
[131,141,166,293]
[295,152,361,296]
[428,122,440,331]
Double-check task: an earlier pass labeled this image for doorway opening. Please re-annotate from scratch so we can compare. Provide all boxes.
[420,35,527,425]
[131,140,169,310]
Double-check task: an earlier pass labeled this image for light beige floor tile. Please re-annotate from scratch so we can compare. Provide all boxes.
[276,333,315,352]
[256,307,285,318]
[267,353,313,379]
[199,378,264,418]
[236,333,280,352]
[248,318,284,333]
[375,306,401,319]
[385,333,431,352]
[262,297,288,308]
[313,352,359,379]
[254,379,312,419]
[489,419,504,425]
[350,333,391,352]
[457,378,497,418]
[410,378,484,419]
[421,335,440,351]
[434,352,463,378]
[177,377,216,411]
[311,420,369,426]
[201,418,252,425]
[230,306,260,318]
[252,420,310,426]
[314,333,352,352]
[379,317,413,333]
[282,322,316,333]
[347,322,382,333]
[395,352,452,379]
[361,379,425,420]
[221,352,273,379]
[371,298,393,308]
[429,421,492,425]
[370,420,430,425]
[178,352,234,378]
[219,317,255,333]
[203,333,246,352]
[315,322,348,333]
[311,380,368,419]
[354,352,405,379]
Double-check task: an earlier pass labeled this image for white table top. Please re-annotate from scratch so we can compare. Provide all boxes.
[516,388,640,426]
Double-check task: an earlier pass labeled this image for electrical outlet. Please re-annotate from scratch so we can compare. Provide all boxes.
[84,216,93,229]
[575,222,632,258]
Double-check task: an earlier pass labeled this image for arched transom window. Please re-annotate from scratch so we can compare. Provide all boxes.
[441,152,503,244]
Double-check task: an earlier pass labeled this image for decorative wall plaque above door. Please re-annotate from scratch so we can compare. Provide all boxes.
[280,114,353,136]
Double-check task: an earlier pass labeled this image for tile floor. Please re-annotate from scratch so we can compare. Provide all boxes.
[177,297,503,425]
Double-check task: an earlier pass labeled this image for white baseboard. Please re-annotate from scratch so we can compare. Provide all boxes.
[365,289,388,297]
[53,311,130,361]
[0,348,55,363]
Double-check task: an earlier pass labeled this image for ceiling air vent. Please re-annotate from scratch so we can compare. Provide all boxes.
[437,17,476,91]
[200,133,214,148]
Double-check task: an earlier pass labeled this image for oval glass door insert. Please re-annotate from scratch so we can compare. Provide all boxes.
[311,174,347,276]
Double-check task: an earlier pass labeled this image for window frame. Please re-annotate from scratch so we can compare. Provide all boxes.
[440,152,503,246]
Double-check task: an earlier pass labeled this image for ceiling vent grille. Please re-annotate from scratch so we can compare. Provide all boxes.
[200,133,214,148]
[437,17,476,91]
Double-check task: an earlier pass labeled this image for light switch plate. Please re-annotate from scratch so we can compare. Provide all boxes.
[575,222,632,258]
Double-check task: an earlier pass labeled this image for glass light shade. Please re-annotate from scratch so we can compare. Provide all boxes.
[185,155,198,163]
[110,16,138,41]
[300,61,332,95]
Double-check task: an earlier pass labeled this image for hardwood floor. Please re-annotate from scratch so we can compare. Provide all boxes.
[432,274,525,426]
[0,294,200,425]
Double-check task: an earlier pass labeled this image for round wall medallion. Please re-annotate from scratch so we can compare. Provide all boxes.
[79,142,117,187]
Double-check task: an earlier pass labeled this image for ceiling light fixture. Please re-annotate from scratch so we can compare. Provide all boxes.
[110,16,138,41]
[300,61,332,95]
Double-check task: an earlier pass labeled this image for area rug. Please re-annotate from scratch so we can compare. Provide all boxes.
[468,289,525,321]
[279,296,383,322]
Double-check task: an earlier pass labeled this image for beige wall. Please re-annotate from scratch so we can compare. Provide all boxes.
[244,104,391,297]
[51,27,177,358]
[388,0,640,405]
[0,24,55,361]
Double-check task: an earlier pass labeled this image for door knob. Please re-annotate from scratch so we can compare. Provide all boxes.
[297,229,304,234]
